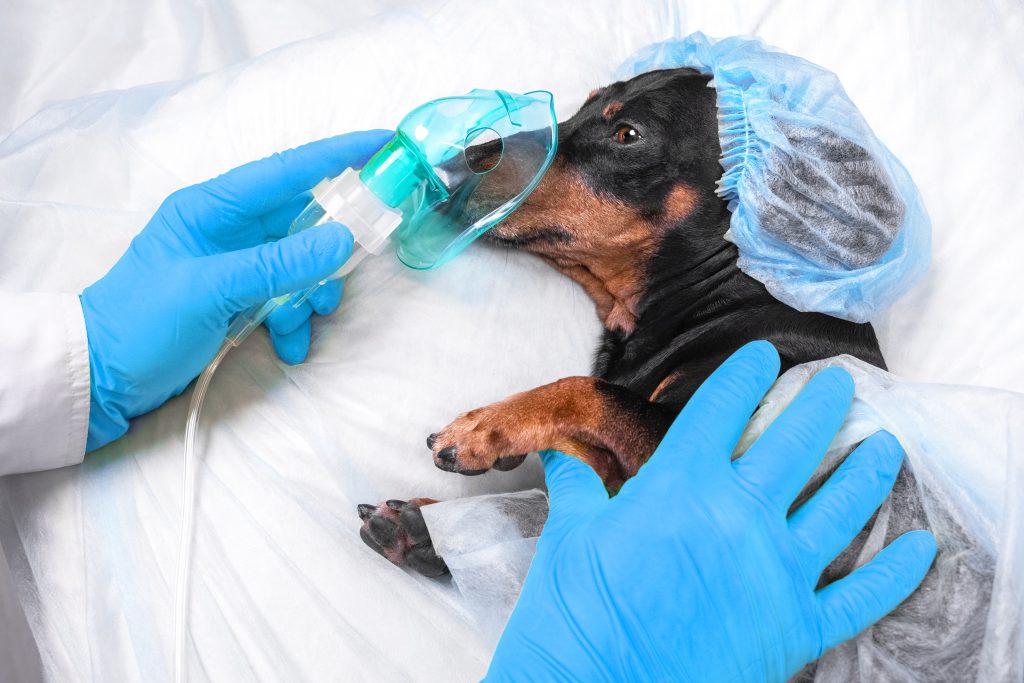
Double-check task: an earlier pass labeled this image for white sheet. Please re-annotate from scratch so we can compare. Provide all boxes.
[1,0,1022,680]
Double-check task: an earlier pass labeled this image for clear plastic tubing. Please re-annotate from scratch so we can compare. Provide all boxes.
[172,167,403,683]
[172,343,229,683]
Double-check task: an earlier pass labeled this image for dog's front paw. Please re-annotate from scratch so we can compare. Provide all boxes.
[357,498,449,577]
[427,408,528,475]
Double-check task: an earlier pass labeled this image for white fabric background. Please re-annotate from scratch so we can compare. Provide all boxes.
[0,1,1022,681]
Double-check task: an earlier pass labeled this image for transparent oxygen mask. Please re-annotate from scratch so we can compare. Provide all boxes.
[225,88,557,345]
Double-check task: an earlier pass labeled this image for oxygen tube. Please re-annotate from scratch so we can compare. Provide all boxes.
[171,89,557,683]
[172,162,404,683]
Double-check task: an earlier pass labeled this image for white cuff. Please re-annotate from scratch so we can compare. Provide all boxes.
[0,292,90,476]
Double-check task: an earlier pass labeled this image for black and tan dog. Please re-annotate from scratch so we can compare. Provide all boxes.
[357,68,892,576]
[355,69,997,681]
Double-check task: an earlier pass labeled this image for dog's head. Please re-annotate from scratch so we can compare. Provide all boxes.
[486,68,727,334]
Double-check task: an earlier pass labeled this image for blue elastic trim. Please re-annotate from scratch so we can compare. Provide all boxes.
[713,83,757,203]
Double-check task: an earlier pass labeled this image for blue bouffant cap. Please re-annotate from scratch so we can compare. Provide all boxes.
[617,32,930,322]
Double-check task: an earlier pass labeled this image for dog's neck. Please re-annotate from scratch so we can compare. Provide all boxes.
[585,206,885,399]
[545,198,757,337]
[535,187,707,336]
[540,248,652,335]
[636,227,775,344]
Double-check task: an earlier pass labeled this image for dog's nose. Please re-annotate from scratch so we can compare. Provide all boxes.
[426,433,438,450]
[357,504,377,521]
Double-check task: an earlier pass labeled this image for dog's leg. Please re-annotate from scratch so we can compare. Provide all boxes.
[357,498,449,577]
[361,378,675,574]
[428,377,676,490]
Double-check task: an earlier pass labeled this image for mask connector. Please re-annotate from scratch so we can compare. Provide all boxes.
[313,169,402,259]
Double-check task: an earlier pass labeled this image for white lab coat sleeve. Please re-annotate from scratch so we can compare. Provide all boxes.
[0,292,90,475]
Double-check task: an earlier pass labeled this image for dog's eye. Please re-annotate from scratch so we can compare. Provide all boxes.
[613,124,641,145]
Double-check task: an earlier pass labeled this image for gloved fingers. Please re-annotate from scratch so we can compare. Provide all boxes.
[540,450,608,526]
[816,529,937,654]
[179,129,393,232]
[635,341,779,485]
[788,431,904,580]
[258,190,314,238]
[264,279,343,337]
[266,297,314,337]
[204,223,353,314]
[733,366,854,511]
[269,318,312,365]
[307,277,344,315]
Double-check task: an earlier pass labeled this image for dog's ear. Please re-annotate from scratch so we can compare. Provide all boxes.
[755,122,905,269]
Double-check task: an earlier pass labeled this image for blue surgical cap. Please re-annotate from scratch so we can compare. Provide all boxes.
[617,33,931,323]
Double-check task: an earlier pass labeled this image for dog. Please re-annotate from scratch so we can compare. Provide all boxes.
[354,68,997,681]
[357,67,890,576]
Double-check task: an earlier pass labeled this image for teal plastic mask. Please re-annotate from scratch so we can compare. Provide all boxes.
[224,89,556,347]
[359,89,558,269]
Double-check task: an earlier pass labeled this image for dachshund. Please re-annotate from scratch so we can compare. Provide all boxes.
[357,67,890,578]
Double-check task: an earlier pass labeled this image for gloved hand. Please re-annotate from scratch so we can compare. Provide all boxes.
[81,130,393,451]
[487,341,938,683]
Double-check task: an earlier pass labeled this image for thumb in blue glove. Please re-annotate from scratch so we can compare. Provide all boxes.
[487,341,938,683]
[81,130,393,451]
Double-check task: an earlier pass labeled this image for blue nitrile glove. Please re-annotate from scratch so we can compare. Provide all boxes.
[80,130,393,451]
[487,341,938,683]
